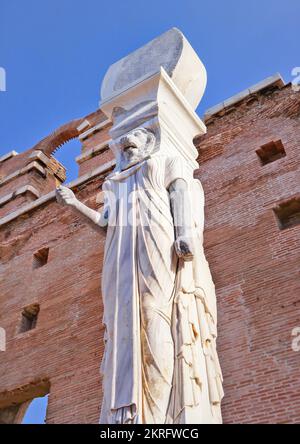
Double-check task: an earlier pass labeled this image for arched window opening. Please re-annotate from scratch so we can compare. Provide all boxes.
[22,395,48,424]
[0,380,50,424]
[53,138,81,183]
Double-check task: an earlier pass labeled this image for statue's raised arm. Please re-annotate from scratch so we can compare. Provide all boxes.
[56,185,108,228]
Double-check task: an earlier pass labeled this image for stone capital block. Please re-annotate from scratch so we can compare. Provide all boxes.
[99,28,207,172]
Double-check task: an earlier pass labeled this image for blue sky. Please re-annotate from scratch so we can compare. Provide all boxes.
[0,0,299,423]
[1,1,299,182]
[22,396,48,424]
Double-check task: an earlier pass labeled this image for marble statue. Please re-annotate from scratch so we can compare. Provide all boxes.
[56,28,224,424]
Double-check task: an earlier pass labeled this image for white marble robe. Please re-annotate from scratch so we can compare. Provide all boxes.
[99,154,223,424]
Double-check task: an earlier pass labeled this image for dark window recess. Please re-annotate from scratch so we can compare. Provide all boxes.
[19,304,40,333]
[256,140,286,165]
[33,247,49,269]
[273,197,300,230]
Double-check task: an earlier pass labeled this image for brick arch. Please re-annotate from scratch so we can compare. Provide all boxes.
[31,110,103,157]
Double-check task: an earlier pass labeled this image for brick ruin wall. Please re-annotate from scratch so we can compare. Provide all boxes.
[0,82,299,423]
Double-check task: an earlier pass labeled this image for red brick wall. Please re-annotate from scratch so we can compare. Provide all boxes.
[194,83,300,424]
[0,83,299,423]
[0,178,105,423]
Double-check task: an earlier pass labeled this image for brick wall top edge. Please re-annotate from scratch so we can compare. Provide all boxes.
[203,73,286,122]
[195,82,298,146]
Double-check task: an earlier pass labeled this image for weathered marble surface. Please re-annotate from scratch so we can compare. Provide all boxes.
[100,28,207,110]
[56,28,223,424]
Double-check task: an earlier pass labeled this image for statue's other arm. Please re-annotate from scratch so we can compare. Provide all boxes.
[169,178,194,261]
[56,186,108,228]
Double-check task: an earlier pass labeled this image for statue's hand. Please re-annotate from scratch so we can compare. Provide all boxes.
[174,235,194,261]
[56,186,77,207]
